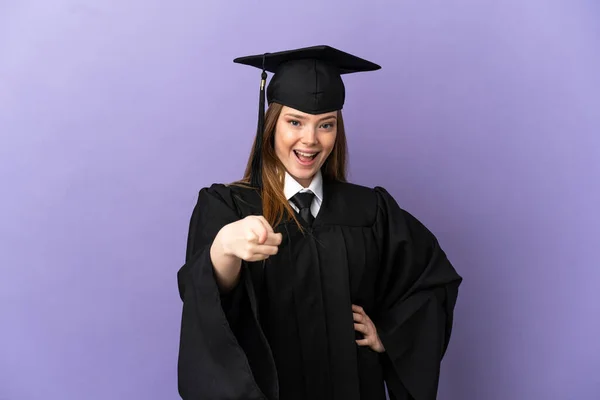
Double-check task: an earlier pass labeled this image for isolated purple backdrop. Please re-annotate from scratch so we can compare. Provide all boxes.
[1,1,599,399]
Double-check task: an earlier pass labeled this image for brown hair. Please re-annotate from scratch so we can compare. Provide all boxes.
[234,102,348,228]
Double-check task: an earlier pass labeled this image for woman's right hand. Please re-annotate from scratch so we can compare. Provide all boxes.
[217,215,283,262]
[210,216,282,292]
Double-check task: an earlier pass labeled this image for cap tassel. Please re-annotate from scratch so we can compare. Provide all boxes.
[250,54,268,188]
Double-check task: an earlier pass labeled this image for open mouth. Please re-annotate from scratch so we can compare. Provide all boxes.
[294,150,320,164]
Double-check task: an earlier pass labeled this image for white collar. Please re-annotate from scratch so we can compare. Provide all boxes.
[284,169,323,203]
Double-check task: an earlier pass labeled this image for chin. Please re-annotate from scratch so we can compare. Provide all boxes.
[290,169,312,179]
[288,166,317,182]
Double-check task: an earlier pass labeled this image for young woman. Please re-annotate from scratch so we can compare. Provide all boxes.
[176,45,462,400]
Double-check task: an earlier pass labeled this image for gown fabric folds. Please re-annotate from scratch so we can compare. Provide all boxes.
[176,179,462,400]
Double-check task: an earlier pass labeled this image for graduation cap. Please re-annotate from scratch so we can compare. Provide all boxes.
[234,45,381,187]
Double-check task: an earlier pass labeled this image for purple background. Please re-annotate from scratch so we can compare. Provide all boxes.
[1,1,599,399]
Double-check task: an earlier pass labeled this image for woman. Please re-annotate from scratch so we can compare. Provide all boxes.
[176,45,462,400]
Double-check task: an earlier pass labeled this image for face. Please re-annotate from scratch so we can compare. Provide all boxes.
[274,106,338,187]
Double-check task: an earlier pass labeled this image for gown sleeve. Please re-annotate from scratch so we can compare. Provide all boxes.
[371,187,462,400]
[176,185,276,400]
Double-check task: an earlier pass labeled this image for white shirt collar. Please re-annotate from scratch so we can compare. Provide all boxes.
[284,169,323,203]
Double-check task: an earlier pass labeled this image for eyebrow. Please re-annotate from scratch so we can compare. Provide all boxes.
[284,113,337,122]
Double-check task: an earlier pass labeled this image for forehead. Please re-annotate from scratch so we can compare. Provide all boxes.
[280,105,338,119]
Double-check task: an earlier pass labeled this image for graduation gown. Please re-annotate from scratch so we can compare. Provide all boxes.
[176,179,462,400]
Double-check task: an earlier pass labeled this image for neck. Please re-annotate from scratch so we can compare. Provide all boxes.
[297,178,312,188]
[282,169,316,189]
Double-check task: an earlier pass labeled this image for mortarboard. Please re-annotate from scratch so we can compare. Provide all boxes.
[234,45,381,187]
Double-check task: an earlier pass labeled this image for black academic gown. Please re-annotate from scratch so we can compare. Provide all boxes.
[176,179,462,400]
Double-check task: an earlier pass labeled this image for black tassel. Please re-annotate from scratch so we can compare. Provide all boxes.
[250,54,268,188]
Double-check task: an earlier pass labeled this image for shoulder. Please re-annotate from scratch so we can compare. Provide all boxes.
[328,180,399,208]
[329,180,377,199]
[330,180,429,231]
[323,180,398,226]
[197,182,252,200]
[195,182,261,216]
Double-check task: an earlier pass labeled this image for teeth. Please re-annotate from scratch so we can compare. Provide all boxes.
[296,151,317,158]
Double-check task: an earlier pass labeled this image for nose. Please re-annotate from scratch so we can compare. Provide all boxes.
[301,126,318,146]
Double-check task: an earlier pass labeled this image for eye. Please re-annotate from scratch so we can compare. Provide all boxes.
[289,120,301,127]
[320,122,335,130]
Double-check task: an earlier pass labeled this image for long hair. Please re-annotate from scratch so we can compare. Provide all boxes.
[235,102,348,228]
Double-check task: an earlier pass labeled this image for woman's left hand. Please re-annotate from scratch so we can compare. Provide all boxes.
[352,304,385,353]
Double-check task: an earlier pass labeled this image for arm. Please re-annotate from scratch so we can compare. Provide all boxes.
[372,187,463,400]
[176,185,279,400]
[210,228,242,293]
